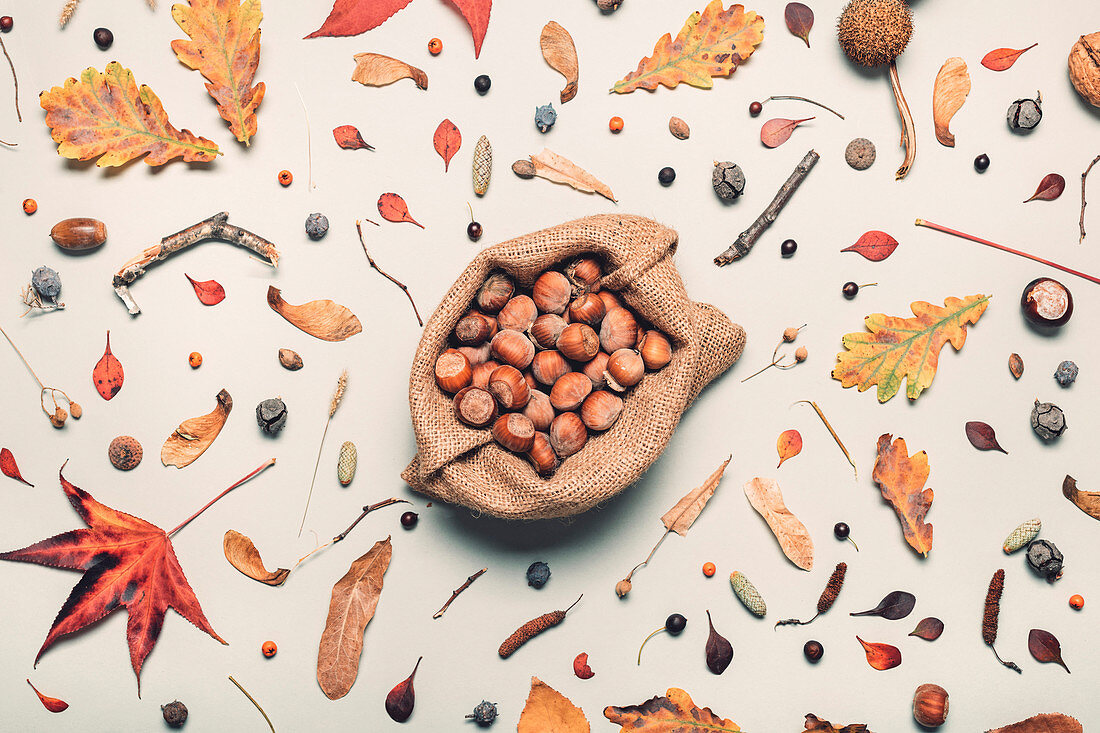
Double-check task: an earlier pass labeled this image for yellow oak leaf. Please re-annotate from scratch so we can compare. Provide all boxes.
[518,677,590,733]
[872,434,933,557]
[611,1,764,94]
[832,294,990,403]
[604,688,741,732]
[172,0,266,146]
[40,62,220,167]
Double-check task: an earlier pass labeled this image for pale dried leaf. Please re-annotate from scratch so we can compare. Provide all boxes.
[661,456,731,536]
[932,57,970,147]
[223,530,289,586]
[743,477,813,570]
[519,677,590,733]
[985,713,1082,733]
[317,537,392,700]
[350,53,427,89]
[267,286,362,342]
[528,149,616,202]
[1062,475,1100,520]
[541,21,579,104]
[161,389,233,468]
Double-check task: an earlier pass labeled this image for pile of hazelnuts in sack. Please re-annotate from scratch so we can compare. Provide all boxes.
[433,256,673,476]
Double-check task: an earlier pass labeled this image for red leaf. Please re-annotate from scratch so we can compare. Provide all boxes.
[445,0,492,58]
[760,117,814,148]
[184,274,226,306]
[856,636,901,670]
[385,656,421,722]
[573,652,595,679]
[1024,173,1065,203]
[1028,628,1070,673]
[332,124,374,151]
[965,421,1008,454]
[981,43,1038,71]
[92,331,124,401]
[1,448,34,487]
[378,193,424,228]
[27,679,68,713]
[909,617,944,641]
[0,468,226,691]
[433,119,462,172]
[784,2,813,48]
[305,0,414,39]
[841,230,900,261]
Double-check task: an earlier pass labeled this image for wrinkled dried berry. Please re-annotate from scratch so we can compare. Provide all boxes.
[658,166,676,186]
[161,700,188,728]
[31,266,62,300]
[305,213,329,240]
[526,561,551,589]
[1030,399,1066,441]
[1026,539,1064,582]
[1054,360,1078,386]
[255,398,288,435]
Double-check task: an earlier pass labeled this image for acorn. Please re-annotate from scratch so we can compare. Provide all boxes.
[50,217,107,251]
[549,412,587,457]
[492,413,535,453]
[487,365,531,410]
[912,684,948,728]
[435,349,472,394]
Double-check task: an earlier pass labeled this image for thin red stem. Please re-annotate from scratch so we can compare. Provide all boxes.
[915,219,1100,286]
[168,459,276,537]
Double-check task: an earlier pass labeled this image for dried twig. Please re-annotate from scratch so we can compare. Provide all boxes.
[228,676,275,733]
[434,568,487,619]
[298,370,348,536]
[760,95,845,119]
[293,83,312,191]
[0,138,14,147]
[794,400,857,477]
[1080,154,1100,244]
[0,36,20,122]
[294,498,410,568]
[113,212,279,314]
[356,220,424,326]
[714,150,819,265]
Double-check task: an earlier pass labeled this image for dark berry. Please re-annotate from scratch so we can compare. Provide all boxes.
[0,16,12,33]
[161,701,188,728]
[749,101,762,117]
[400,511,419,528]
[780,239,797,257]
[974,153,990,173]
[467,221,483,241]
[474,74,491,94]
[665,613,687,635]
[657,166,676,186]
[525,561,551,588]
[803,640,824,662]
[833,522,850,540]
[93,27,114,49]
[842,281,859,299]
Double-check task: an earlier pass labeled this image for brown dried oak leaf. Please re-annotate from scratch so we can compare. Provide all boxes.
[872,434,933,556]
[605,688,741,732]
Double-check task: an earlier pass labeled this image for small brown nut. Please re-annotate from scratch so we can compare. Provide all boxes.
[845,137,876,171]
[1021,277,1073,328]
[550,371,593,411]
[435,349,472,394]
[532,271,571,315]
[531,349,571,386]
[599,307,638,354]
[557,323,600,362]
[454,386,498,428]
[50,217,107,251]
[512,159,536,178]
[490,330,535,370]
[458,342,492,366]
[638,330,672,370]
[497,295,538,332]
[476,273,514,314]
[492,413,536,453]
[109,435,143,470]
[581,351,611,389]
[522,390,555,432]
[487,365,531,410]
[278,348,303,371]
[529,313,567,349]
[455,314,493,345]
[526,432,559,476]
[549,412,587,457]
[581,390,623,431]
[568,293,606,327]
[605,349,645,391]
[912,684,948,728]
[668,116,690,139]
[471,359,500,389]
[1069,32,1100,108]
[565,257,602,295]
[596,290,621,312]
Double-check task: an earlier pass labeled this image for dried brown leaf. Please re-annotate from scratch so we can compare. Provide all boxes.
[743,477,814,570]
[1024,173,1066,203]
[518,676,590,733]
[267,286,362,342]
[350,52,427,89]
[871,434,933,556]
[1063,475,1100,520]
[526,148,616,202]
[965,421,1008,454]
[985,713,1082,733]
[932,57,970,147]
[1028,628,1070,672]
[541,21,579,104]
[161,389,233,468]
[223,530,289,586]
[784,3,813,47]
[909,616,944,640]
[661,456,731,536]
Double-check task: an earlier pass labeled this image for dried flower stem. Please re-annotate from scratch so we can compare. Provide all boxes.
[0,36,20,123]
[434,567,488,619]
[762,95,845,119]
[294,498,410,567]
[228,676,275,733]
[794,400,857,477]
[742,326,806,382]
[167,459,276,538]
[0,323,77,422]
[889,61,916,180]
[293,83,312,191]
[0,138,14,146]
[1080,154,1100,244]
[356,220,424,326]
[916,218,1100,285]
[298,370,349,536]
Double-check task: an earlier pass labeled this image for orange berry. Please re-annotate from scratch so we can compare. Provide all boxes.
[261,640,277,657]
[609,116,624,133]
[428,37,443,55]
[189,352,202,368]
[702,562,716,577]
[278,169,293,186]
[1070,594,1084,610]
[22,198,37,215]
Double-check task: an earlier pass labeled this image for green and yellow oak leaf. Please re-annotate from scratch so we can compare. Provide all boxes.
[832,294,990,403]
[172,0,266,146]
[40,62,220,167]
[611,1,764,94]
[604,688,741,732]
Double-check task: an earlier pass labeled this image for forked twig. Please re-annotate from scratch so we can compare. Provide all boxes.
[761,95,845,119]
[434,567,487,619]
[294,498,410,568]
[356,220,424,326]
[0,36,20,122]
[1080,154,1100,244]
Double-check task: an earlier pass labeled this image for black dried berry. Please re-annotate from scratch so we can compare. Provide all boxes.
[255,398,288,435]
[803,640,824,662]
[161,700,188,728]
[400,511,418,529]
[466,700,498,726]
[658,167,676,186]
[842,281,859,299]
[467,221,483,241]
[1026,539,1064,582]
[780,239,797,257]
[665,613,687,635]
[525,561,551,588]
[474,74,491,95]
[93,27,114,49]
[974,153,990,172]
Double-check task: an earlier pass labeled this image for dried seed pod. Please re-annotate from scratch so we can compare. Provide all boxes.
[529,314,567,349]
[108,435,143,470]
[69,402,82,419]
[498,295,539,332]
[599,307,638,353]
[255,397,288,435]
[490,330,535,370]
[668,116,690,139]
[526,431,559,475]
[512,159,536,178]
[549,412,587,457]
[983,568,1021,672]
[477,273,514,314]
[1002,518,1041,554]
[605,348,644,391]
[775,562,846,627]
[549,372,592,411]
[1008,353,1024,379]
[637,330,672,370]
[492,413,535,453]
[162,700,188,728]
[580,390,622,431]
[1007,91,1042,131]
[532,271,571,315]
[50,217,107,251]
[473,135,492,196]
[1054,360,1079,386]
[337,441,358,485]
[845,137,876,170]
[487,365,530,410]
[712,161,746,200]
[279,348,303,371]
[558,323,600,362]
[534,103,557,132]
[531,350,571,386]
[435,349,473,393]
[1026,539,1064,581]
[498,595,582,658]
[522,390,555,431]
[730,571,767,617]
[1031,399,1066,440]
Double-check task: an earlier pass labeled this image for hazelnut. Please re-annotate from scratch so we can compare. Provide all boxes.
[523,390,556,431]
[490,330,535,370]
[565,256,602,295]
[550,371,593,411]
[108,435,143,470]
[435,349,473,394]
[637,330,672,370]
[605,349,645,391]
[599,307,639,353]
[487,365,531,410]
[531,350,571,386]
[522,369,538,391]
[529,313,567,349]
[471,359,500,389]
[455,314,493,345]
[532,271,571,314]
[476,273,514,314]
[454,386,498,428]
[1021,277,1073,328]
[497,295,538,332]
[912,684,948,728]
[457,342,492,366]
[526,432,559,476]
[581,351,611,389]
[278,348,304,371]
[568,293,607,326]
[492,413,536,453]
[581,390,623,431]
[557,323,600,362]
[596,290,622,312]
[550,412,587,457]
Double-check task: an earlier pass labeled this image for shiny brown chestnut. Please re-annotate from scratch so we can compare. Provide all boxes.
[1021,277,1073,328]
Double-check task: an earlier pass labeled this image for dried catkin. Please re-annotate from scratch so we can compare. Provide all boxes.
[498,595,581,658]
[730,571,767,617]
[775,562,847,628]
[983,569,1021,672]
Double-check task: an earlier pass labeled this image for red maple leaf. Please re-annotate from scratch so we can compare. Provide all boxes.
[0,468,226,693]
[306,0,491,58]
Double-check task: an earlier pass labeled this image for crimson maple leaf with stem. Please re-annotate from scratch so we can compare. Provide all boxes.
[0,458,275,694]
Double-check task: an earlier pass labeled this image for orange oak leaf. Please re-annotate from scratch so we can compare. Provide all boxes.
[605,688,741,732]
[0,468,227,692]
[171,0,266,146]
[872,434,933,556]
[92,331,124,401]
[40,62,220,167]
[832,294,990,402]
[611,1,764,94]
[433,119,461,172]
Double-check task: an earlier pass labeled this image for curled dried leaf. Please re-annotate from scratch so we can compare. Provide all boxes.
[27,679,68,713]
[1063,475,1100,520]
[161,388,233,468]
[223,530,289,586]
[573,652,595,679]
[351,52,427,89]
[872,434,933,556]
[267,286,362,342]
[932,57,970,147]
[540,21,579,104]
[743,477,813,570]
[805,714,870,732]
[985,713,1082,733]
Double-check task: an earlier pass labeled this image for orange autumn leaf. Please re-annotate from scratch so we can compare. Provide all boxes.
[872,434,933,556]
[832,294,990,403]
[611,1,764,94]
[518,677,590,733]
[604,688,741,732]
[40,62,220,167]
[776,429,802,468]
[856,636,902,670]
[171,0,266,146]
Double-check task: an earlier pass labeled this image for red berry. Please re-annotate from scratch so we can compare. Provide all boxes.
[1070,594,1084,610]
[428,38,442,55]
[749,101,762,117]
[261,640,277,657]
[278,169,293,186]
[608,116,624,133]
[701,562,716,577]
[0,16,13,33]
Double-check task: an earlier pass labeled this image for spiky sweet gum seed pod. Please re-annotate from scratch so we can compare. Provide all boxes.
[1003,518,1041,554]
[498,595,581,658]
[473,135,492,196]
[730,571,767,617]
[818,561,847,612]
[837,0,913,68]
[337,441,357,486]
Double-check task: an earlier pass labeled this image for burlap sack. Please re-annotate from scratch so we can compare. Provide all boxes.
[401,214,744,519]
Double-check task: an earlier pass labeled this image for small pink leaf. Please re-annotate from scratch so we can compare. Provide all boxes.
[784,2,813,48]
[433,119,462,172]
[377,193,425,228]
[841,231,899,261]
[981,43,1038,71]
[760,117,814,148]
[185,274,226,306]
[1,448,33,487]
[1024,173,1065,203]
[332,125,374,150]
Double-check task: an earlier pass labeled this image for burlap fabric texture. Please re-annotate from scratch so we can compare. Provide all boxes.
[402,215,745,519]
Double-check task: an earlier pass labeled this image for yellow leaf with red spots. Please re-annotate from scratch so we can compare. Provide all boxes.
[776,429,802,468]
